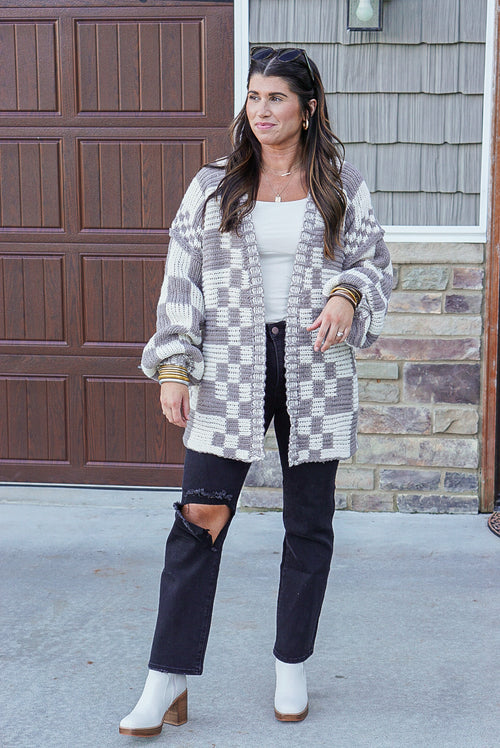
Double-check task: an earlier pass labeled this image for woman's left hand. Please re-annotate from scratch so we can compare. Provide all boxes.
[307,296,355,352]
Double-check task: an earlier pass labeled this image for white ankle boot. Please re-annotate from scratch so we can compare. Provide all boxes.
[274,658,308,722]
[119,669,187,736]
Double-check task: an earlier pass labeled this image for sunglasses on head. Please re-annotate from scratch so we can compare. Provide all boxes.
[250,46,315,85]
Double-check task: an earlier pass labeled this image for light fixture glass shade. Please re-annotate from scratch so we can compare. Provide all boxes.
[347,0,383,31]
[356,0,374,21]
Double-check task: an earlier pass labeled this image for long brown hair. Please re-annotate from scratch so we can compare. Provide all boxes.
[208,50,347,259]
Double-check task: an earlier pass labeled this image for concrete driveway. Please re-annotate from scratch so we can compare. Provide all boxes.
[0,486,499,748]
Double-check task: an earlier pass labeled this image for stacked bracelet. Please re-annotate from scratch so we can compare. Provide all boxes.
[158,364,190,386]
[329,284,362,310]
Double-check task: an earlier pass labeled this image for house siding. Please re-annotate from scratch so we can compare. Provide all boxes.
[249,0,487,226]
[242,0,488,512]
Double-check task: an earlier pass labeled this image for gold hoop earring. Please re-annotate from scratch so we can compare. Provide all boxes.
[303,116,309,131]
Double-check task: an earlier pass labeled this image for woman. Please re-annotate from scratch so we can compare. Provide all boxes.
[120,47,392,737]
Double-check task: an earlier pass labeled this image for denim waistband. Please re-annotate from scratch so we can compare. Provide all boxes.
[265,320,286,333]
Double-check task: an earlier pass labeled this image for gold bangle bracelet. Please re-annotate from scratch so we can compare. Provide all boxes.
[329,291,357,310]
[330,290,358,305]
[330,286,358,301]
[330,286,359,303]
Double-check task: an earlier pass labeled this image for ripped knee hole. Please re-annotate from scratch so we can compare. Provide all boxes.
[176,501,231,545]
[182,488,233,507]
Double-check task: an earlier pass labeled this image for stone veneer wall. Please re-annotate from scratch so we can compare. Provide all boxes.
[241,243,484,513]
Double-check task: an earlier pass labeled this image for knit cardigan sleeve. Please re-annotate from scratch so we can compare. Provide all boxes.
[141,175,206,383]
[322,165,393,349]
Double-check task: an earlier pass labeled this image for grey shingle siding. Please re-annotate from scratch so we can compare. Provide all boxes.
[249,0,488,226]
[346,144,481,193]
[330,94,483,145]
[308,44,485,94]
[250,0,487,45]
[372,193,478,225]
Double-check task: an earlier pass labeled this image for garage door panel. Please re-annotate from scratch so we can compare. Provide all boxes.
[0,1,233,485]
[4,379,28,460]
[0,139,63,230]
[161,22,184,111]
[76,18,205,115]
[84,376,184,466]
[46,378,69,459]
[1,256,25,340]
[37,22,60,112]
[0,20,59,113]
[141,142,164,229]
[125,380,148,464]
[0,142,22,227]
[178,21,204,112]
[21,256,49,341]
[122,258,151,343]
[117,24,140,111]
[143,253,164,341]
[15,24,39,112]
[26,379,48,460]
[40,141,63,228]
[120,142,142,227]
[162,141,185,217]
[138,22,162,112]
[95,23,120,112]
[99,141,122,229]
[76,21,98,111]
[78,140,101,229]
[101,257,125,342]
[78,137,205,232]
[81,254,164,346]
[43,256,66,341]
[0,4,232,127]
[0,378,7,458]
[0,254,66,343]
[0,375,69,462]
[19,142,42,227]
[0,24,17,111]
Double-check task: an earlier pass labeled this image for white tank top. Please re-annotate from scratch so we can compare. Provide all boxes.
[252,198,308,323]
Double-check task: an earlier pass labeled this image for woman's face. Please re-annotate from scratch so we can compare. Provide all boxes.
[246,74,308,150]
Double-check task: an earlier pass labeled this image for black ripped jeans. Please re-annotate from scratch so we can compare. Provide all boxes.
[149,322,338,675]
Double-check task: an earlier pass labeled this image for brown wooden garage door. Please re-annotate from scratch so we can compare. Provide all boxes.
[0,0,233,485]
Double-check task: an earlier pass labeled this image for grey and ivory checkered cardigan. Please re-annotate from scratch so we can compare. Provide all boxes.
[142,161,392,465]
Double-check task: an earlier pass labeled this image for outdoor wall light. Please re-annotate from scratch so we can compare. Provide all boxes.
[347,0,383,31]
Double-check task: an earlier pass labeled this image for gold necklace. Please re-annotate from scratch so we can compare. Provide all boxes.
[263,163,300,177]
[262,164,300,203]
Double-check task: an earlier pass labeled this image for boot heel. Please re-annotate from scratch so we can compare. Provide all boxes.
[163,689,188,726]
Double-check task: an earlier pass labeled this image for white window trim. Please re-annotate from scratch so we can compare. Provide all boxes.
[233,0,495,244]
[234,0,250,115]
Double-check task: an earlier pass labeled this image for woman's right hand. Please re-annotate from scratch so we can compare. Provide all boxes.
[160,382,190,428]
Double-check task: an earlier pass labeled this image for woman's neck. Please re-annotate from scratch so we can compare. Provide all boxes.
[260,144,303,175]
[256,143,308,202]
